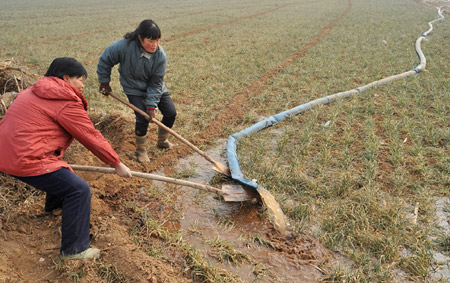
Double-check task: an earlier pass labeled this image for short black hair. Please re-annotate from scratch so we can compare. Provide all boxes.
[44,57,88,80]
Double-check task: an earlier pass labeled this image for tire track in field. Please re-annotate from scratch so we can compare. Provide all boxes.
[146,0,352,173]
[163,4,291,42]
[196,0,352,139]
[0,10,219,51]
[0,3,289,51]
[80,4,293,66]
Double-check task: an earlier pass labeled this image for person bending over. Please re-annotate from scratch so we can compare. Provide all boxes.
[0,57,132,260]
[97,19,176,163]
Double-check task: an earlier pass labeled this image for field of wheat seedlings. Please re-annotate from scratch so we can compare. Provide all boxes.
[1,0,449,282]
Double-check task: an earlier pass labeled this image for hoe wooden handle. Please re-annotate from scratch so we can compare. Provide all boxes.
[69,164,223,195]
[108,92,230,175]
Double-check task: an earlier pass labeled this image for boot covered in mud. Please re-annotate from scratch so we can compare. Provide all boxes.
[135,135,150,162]
[60,248,101,260]
[157,127,173,149]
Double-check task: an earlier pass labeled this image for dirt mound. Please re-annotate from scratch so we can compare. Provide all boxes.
[0,111,193,282]
[0,61,192,281]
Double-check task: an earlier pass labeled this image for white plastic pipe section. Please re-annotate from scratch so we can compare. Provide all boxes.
[336,6,445,100]
[415,6,446,72]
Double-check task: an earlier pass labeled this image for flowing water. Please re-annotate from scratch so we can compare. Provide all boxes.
[153,142,325,282]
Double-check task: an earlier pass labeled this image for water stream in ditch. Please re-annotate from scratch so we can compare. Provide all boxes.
[154,142,324,282]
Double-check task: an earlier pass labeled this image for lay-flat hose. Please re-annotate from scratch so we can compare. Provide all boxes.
[226,6,447,190]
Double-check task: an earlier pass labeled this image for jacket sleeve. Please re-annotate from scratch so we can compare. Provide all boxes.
[97,40,123,83]
[56,102,120,167]
[145,53,167,108]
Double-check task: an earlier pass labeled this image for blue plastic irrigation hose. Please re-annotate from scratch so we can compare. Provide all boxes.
[226,6,447,191]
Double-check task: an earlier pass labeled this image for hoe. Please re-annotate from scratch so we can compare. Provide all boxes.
[70,164,255,202]
[109,92,231,176]
[80,92,257,202]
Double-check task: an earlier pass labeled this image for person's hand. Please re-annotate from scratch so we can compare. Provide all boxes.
[115,162,132,178]
[99,82,112,96]
[146,107,155,122]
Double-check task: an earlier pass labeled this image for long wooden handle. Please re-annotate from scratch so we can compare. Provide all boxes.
[69,164,223,195]
[109,92,218,165]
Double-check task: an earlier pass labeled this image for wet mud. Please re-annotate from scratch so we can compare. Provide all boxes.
[153,143,333,282]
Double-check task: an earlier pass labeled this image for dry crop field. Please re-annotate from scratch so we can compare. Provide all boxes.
[0,0,449,282]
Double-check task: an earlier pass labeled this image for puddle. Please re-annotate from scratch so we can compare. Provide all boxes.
[153,141,324,282]
[428,197,450,282]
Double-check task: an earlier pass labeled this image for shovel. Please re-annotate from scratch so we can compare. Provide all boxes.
[69,164,254,202]
[108,92,231,176]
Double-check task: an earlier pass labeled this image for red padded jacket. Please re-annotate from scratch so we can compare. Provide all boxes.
[0,76,120,177]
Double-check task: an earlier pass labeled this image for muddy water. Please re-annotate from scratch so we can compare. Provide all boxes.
[155,142,322,282]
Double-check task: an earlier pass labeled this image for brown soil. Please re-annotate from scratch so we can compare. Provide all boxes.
[0,2,352,280]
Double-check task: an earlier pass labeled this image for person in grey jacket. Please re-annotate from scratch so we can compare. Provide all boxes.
[97,19,176,163]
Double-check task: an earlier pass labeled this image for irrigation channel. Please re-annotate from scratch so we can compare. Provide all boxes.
[226,4,448,235]
[153,142,327,282]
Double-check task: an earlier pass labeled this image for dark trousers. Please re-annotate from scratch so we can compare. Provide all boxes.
[127,92,177,136]
[14,168,91,255]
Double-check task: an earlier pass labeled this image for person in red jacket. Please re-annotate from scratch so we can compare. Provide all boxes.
[0,57,132,260]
